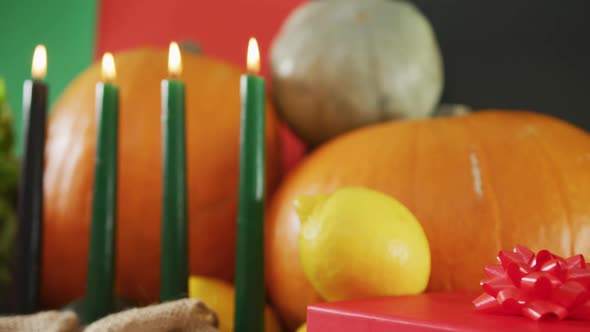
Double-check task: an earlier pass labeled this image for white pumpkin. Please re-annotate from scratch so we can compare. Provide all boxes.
[270,0,444,146]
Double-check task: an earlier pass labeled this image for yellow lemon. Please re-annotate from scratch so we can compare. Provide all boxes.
[188,275,282,332]
[296,187,431,301]
[296,323,307,332]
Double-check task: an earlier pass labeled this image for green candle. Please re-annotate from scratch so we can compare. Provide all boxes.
[234,37,266,332]
[84,53,119,323]
[160,42,188,302]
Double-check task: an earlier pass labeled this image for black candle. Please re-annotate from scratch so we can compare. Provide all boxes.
[15,44,48,313]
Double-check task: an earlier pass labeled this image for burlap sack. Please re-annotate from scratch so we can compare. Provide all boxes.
[0,310,79,332]
[0,298,218,332]
[84,298,218,332]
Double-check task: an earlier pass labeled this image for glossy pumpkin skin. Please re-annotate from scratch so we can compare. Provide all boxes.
[266,111,590,328]
[270,0,443,146]
[42,48,281,308]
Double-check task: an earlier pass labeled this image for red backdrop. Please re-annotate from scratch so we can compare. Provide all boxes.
[96,0,307,172]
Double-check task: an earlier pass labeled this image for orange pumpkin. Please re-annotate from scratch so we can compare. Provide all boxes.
[42,48,281,308]
[266,111,590,328]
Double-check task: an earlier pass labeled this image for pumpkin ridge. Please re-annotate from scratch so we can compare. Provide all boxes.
[529,125,575,256]
[462,115,504,257]
[360,6,387,122]
[409,121,420,215]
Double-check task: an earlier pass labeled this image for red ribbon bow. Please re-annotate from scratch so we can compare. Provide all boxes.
[473,245,590,320]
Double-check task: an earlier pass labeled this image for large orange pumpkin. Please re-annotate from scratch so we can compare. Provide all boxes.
[42,48,281,308]
[266,111,590,329]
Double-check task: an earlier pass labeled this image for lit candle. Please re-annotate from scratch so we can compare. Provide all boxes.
[84,53,119,323]
[160,41,188,302]
[234,37,266,332]
[15,44,48,313]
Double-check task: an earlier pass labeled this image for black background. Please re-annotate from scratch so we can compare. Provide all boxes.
[410,0,590,130]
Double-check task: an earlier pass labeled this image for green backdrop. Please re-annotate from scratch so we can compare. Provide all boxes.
[0,0,96,155]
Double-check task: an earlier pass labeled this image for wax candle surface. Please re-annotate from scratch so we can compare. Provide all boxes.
[234,38,266,332]
[160,42,188,302]
[85,53,119,323]
[15,45,48,313]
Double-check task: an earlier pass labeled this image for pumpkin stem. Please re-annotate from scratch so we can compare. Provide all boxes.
[432,103,471,117]
[294,194,329,226]
[180,41,203,55]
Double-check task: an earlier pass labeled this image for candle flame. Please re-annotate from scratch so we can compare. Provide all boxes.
[247,38,260,75]
[31,45,47,79]
[168,42,182,77]
[102,53,116,82]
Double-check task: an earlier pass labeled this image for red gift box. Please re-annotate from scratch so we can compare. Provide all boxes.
[307,291,590,332]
